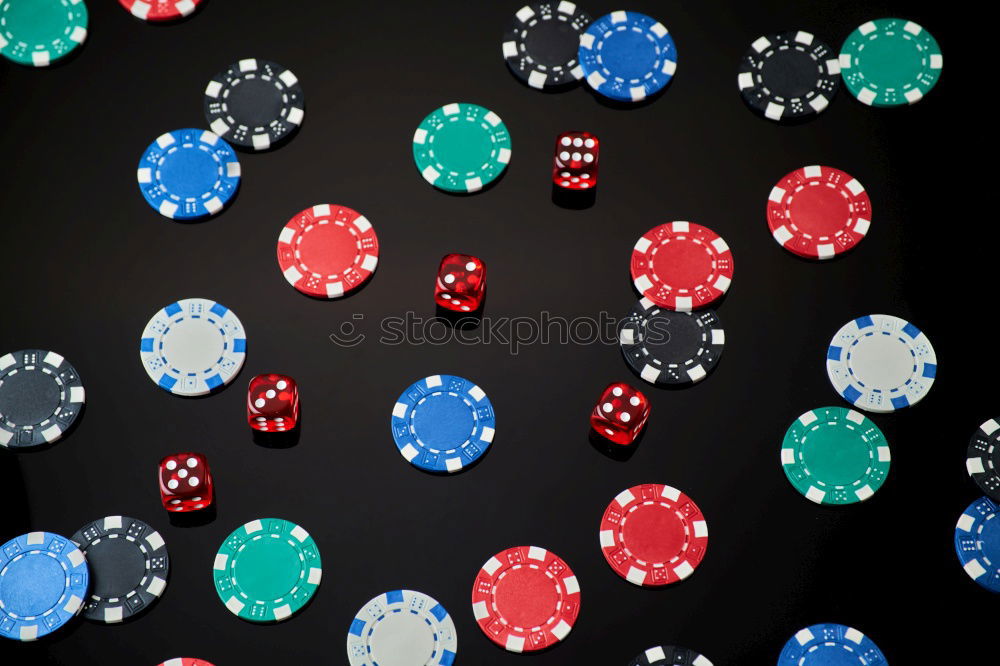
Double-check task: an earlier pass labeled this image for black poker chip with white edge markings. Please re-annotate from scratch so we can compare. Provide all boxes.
[71,516,170,623]
[502,2,592,89]
[629,645,714,666]
[968,417,1000,502]
[619,298,725,386]
[0,349,85,450]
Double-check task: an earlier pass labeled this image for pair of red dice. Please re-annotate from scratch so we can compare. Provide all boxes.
[590,382,650,446]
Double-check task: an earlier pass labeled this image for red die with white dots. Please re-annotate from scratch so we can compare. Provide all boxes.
[247,373,300,432]
[434,253,486,312]
[590,382,650,445]
[553,131,599,190]
[158,452,213,512]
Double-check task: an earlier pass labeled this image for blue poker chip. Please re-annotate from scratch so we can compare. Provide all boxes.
[578,11,677,102]
[136,128,241,221]
[390,375,496,473]
[0,531,89,641]
[955,496,1000,593]
[777,623,886,664]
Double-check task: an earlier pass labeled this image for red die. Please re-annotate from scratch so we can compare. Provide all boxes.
[590,382,650,445]
[247,374,300,432]
[158,452,213,512]
[434,253,486,312]
[553,131,599,190]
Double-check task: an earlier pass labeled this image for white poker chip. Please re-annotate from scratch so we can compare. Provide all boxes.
[346,589,458,666]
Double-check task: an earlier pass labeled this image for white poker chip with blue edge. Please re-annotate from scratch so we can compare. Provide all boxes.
[390,375,496,473]
[826,314,937,413]
[347,589,458,666]
[139,298,247,397]
[578,10,677,102]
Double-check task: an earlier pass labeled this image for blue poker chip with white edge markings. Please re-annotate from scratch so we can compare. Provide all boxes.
[390,375,496,473]
[139,298,247,397]
[777,623,886,664]
[0,531,89,642]
[578,10,677,102]
[346,589,458,666]
[136,128,241,221]
[955,496,1000,593]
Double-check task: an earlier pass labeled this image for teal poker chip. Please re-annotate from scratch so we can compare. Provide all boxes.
[0,0,88,67]
[412,103,512,193]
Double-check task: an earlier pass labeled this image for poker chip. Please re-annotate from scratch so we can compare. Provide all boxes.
[204,58,305,151]
[71,516,169,624]
[778,623,887,664]
[471,545,580,653]
[840,18,943,107]
[737,30,840,122]
[781,407,890,505]
[412,102,512,194]
[347,589,458,666]
[118,0,201,21]
[501,2,592,90]
[579,11,677,103]
[826,314,937,413]
[619,298,725,386]
[968,419,1000,502]
[276,204,380,299]
[390,375,496,474]
[0,349,85,450]
[136,129,241,221]
[599,483,708,587]
[0,531,88,641]
[630,221,734,312]
[0,0,88,67]
[156,660,215,666]
[766,166,872,260]
[139,298,247,397]
[212,518,322,623]
[955,496,1000,594]
[629,645,713,666]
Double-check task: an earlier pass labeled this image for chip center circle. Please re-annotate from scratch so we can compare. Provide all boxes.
[162,317,226,374]
[412,393,474,450]
[494,566,558,628]
[622,502,685,564]
[159,146,219,199]
[234,537,300,601]
[3,0,69,44]
[652,239,712,291]
[434,120,495,174]
[0,370,59,425]
[297,222,357,277]
[523,21,579,67]
[227,78,284,128]
[856,35,923,88]
[978,514,1000,562]
[802,423,871,486]
[849,334,913,391]
[87,538,145,598]
[788,184,851,237]
[0,553,64,616]
[600,29,658,79]
[368,610,436,666]
[760,49,818,98]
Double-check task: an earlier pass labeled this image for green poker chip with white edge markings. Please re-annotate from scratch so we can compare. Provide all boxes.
[0,0,88,67]
[781,406,891,505]
[839,18,942,107]
[212,518,322,623]
[412,102,512,194]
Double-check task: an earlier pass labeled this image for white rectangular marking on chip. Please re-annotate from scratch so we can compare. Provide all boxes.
[506,635,526,652]
[711,237,729,253]
[485,111,501,127]
[44,351,65,367]
[392,402,409,419]
[468,385,486,401]
[26,532,45,545]
[839,53,852,69]
[558,1,576,14]
[465,176,483,192]
[472,600,489,620]
[965,559,987,579]
[401,443,419,462]
[903,21,922,36]
[210,118,230,137]
[714,275,731,292]
[0,354,14,370]
[855,485,874,501]
[443,103,460,116]
[773,226,793,246]
[273,604,292,621]
[904,89,923,104]
[287,107,304,125]
[291,525,309,542]
[825,59,840,75]
[226,597,245,614]
[968,458,986,475]
[426,375,442,388]
[239,58,258,72]
[599,530,615,548]
[156,133,176,148]
[65,594,83,614]
[693,520,708,538]
[422,165,440,184]
[646,647,667,662]
[687,365,706,382]
[817,243,835,259]
[579,33,595,50]
[627,566,647,585]
[711,329,725,345]
[780,448,795,465]
[528,546,547,561]
[482,557,502,576]
[552,618,572,640]
[352,214,372,232]
[279,70,299,87]
[252,134,271,151]
[502,41,518,58]
[413,128,428,144]
[674,561,695,579]
[147,576,167,597]
[205,197,223,215]
[361,255,378,272]
[245,519,263,534]
[858,88,876,105]
[859,21,876,35]
[765,101,784,120]
[480,427,495,443]
[795,31,814,45]
[737,72,754,90]
[630,86,646,102]
[640,365,660,384]
[515,5,535,22]
[204,81,223,98]
[587,71,606,88]
[620,330,635,345]
[326,279,345,296]
[104,516,123,530]
[809,96,829,113]
[42,425,63,442]
[445,457,463,472]
[33,51,52,67]
[615,488,635,506]
[104,607,124,623]
[283,266,304,284]
[844,627,865,645]
[19,625,39,641]
[633,237,652,253]
[308,567,322,584]
[768,185,787,203]
[751,36,771,53]
[214,553,229,570]
[854,217,870,235]
[146,531,165,551]
[661,485,680,501]
[610,10,627,23]
[806,487,826,503]
[984,419,1000,436]
[930,54,943,69]
[650,22,667,38]
[877,446,891,462]
[498,147,511,164]
[528,71,547,89]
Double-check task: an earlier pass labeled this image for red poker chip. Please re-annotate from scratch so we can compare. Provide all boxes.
[118,0,203,21]
[277,204,380,299]
[767,165,872,260]
[471,545,581,653]
[599,483,709,587]
[156,659,215,666]
[630,222,734,312]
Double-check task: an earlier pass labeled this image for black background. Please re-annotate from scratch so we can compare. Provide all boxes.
[0,1,981,664]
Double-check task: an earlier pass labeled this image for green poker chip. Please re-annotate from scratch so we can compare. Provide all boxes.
[839,18,942,107]
[780,406,891,505]
[0,0,88,67]
[412,102,512,193]
[213,518,322,623]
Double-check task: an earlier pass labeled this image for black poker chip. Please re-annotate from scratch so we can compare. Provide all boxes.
[71,516,170,623]
[737,30,840,122]
[203,58,305,151]
[629,645,714,665]
[0,349,85,450]
[968,418,1000,502]
[502,2,592,90]
[619,299,725,386]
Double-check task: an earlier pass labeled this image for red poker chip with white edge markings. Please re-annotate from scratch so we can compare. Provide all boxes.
[630,221,734,312]
[277,204,380,299]
[471,545,581,653]
[118,0,203,21]
[156,659,215,666]
[767,165,872,260]
[599,483,709,587]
